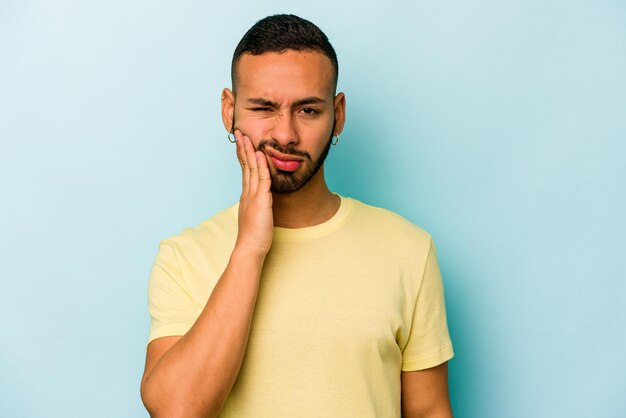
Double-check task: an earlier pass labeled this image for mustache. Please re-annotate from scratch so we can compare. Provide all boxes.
[257,140,311,160]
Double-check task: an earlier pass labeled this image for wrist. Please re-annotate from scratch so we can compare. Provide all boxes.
[231,243,269,264]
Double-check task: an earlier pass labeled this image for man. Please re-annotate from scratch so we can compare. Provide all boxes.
[141,14,454,418]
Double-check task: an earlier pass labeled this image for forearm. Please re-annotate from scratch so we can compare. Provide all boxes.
[404,407,453,418]
[141,246,265,418]
[401,363,453,418]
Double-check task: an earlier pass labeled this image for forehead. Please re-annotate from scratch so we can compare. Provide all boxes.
[236,50,335,100]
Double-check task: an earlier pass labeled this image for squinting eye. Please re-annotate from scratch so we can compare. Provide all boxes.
[252,107,270,112]
[301,108,318,115]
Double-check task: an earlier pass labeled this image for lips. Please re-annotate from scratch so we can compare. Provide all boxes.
[264,148,303,172]
[270,157,301,171]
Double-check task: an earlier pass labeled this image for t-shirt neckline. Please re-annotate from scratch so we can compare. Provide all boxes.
[271,195,352,242]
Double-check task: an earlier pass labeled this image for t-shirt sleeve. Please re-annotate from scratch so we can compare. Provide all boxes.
[147,241,198,344]
[401,239,454,371]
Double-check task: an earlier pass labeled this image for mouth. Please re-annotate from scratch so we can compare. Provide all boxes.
[264,148,304,172]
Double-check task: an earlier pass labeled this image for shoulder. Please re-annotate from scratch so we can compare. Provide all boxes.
[347,197,433,249]
[159,203,239,254]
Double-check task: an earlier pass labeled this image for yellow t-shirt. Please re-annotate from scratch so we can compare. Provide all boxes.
[148,196,454,417]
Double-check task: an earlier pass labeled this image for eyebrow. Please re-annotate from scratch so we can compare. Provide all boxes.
[246,96,326,109]
[293,97,326,107]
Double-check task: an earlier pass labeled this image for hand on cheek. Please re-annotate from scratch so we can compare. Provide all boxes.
[233,130,274,257]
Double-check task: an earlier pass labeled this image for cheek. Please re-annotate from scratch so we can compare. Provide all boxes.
[234,115,274,142]
[300,117,334,142]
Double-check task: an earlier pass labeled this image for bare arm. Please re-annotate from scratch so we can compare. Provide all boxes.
[140,132,273,418]
[401,362,453,418]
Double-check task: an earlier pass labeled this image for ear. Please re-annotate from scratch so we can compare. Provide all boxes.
[221,88,235,132]
[333,92,346,136]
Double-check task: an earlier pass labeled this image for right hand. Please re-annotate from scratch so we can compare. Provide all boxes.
[234,129,274,257]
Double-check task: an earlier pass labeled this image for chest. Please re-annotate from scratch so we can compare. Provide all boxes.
[249,241,409,362]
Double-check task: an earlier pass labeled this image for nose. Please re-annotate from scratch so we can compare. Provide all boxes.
[271,113,298,147]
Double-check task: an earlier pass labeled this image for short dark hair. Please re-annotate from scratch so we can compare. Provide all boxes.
[231,14,339,92]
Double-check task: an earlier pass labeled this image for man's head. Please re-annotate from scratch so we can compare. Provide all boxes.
[222,15,345,194]
[231,14,339,94]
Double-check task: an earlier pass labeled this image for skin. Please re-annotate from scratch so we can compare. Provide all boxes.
[140,49,451,418]
[224,50,345,228]
[402,362,453,418]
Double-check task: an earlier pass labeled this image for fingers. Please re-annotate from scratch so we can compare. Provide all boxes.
[243,134,259,195]
[256,151,271,192]
[234,130,249,194]
[235,130,267,196]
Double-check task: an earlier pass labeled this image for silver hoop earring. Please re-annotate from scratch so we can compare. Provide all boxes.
[227,131,236,143]
[331,135,340,146]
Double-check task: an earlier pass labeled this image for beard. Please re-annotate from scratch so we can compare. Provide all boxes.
[257,131,333,194]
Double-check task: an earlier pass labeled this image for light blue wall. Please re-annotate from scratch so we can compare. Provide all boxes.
[1,1,624,417]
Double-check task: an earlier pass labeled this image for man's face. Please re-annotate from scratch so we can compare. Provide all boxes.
[223,50,345,193]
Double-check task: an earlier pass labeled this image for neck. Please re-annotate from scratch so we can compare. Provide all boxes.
[271,167,340,228]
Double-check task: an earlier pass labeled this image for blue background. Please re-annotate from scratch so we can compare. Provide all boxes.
[1,1,624,417]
